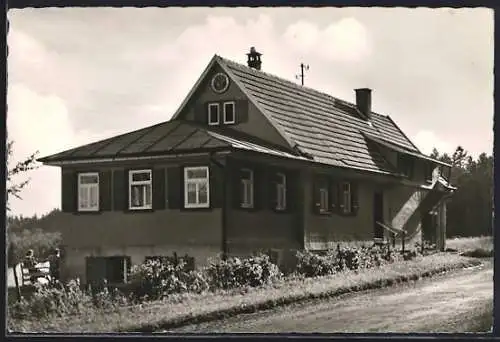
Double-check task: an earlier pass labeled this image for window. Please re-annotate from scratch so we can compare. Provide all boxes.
[129,170,152,210]
[275,173,287,211]
[208,103,220,125]
[78,172,99,211]
[319,187,329,213]
[184,166,210,208]
[341,182,352,214]
[240,168,254,208]
[398,154,414,178]
[86,256,131,286]
[223,101,236,124]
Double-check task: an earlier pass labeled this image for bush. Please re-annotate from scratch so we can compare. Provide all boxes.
[295,244,420,278]
[205,254,283,290]
[8,279,127,320]
[127,258,209,301]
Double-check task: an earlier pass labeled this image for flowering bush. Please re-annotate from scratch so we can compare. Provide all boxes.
[295,244,420,277]
[205,254,283,290]
[127,258,209,301]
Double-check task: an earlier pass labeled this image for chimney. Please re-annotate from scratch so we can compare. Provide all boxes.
[246,46,262,70]
[355,88,372,119]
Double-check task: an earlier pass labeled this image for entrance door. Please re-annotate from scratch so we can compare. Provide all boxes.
[373,192,384,239]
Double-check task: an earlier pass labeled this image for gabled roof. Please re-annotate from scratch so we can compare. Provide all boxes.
[37,120,305,165]
[40,53,447,173]
[214,56,427,173]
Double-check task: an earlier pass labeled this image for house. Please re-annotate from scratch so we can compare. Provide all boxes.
[38,47,455,286]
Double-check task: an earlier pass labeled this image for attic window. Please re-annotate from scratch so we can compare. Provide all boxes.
[208,103,220,125]
[398,154,414,178]
[223,101,236,124]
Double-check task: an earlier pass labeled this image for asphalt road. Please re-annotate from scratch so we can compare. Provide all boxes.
[168,260,493,333]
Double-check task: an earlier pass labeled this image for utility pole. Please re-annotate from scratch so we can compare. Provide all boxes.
[295,63,309,86]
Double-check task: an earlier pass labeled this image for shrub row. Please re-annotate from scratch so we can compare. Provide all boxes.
[295,244,420,278]
[9,244,420,321]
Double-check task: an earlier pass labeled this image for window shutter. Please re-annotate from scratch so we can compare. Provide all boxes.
[351,182,359,216]
[286,171,296,213]
[194,102,208,124]
[61,170,77,212]
[113,169,127,211]
[268,171,279,210]
[210,164,224,209]
[254,166,266,210]
[85,256,107,287]
[329,179,339,213]
[99,170,112,211]
[231,167,242,209]
[235,100,249,124]
[152,168,166,210]
[167,166,182,209]
[311,177,320,214]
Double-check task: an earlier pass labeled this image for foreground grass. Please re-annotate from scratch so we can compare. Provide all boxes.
[8,253,481,333]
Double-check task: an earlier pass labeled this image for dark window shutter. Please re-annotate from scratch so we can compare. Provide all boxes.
[351,182,359,216]
[268,171,279,210]
[99,170,112,211]
[85,256,107,287]
[167,166,182,209]
[235,100,249,124]
[286,171,297,213]
[254,166,267,210]
[312,176,321,214]
[113,169,127,211]
[329,179,339,213]
[152,168,166,210]
[61,171,77,212]
[194,102,208,124]
[231,166,242,209]
[210,164,224,209]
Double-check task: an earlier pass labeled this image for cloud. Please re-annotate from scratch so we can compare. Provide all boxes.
[7,84,118,217]
[283,17,372,62]
[412,130,454,156]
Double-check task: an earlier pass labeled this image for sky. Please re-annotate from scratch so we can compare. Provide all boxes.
[7,7,494,218]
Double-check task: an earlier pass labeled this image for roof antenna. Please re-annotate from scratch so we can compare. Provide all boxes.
[295,63,309,86]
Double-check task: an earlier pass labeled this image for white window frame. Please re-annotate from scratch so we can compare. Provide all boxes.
[208,103,220,126]
[240,168,254,208]
[341,182,352,214]
[184,166,210,209]
[319,187,329,213]
[275,173,287,211]
[223,101,236,124]
[129,169,153,210]
[78,172,99,212]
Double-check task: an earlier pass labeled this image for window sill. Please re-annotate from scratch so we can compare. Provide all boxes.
[74,210,101,215]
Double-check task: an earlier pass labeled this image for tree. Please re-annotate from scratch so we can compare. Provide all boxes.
[7,140,39,210]
[430,146,493,237]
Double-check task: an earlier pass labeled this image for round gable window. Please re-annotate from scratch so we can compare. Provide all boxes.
[211,73,230,94]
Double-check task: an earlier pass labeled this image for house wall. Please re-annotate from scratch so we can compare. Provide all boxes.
[55,158,223,284]
[303,169,378,250]
[385,184,427,247]
[180,63,291,149]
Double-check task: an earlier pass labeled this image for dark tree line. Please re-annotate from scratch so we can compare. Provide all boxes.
[430,146,493,237]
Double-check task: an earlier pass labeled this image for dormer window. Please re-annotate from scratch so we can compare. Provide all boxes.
[208,103,220,125]
[223,101,236,124]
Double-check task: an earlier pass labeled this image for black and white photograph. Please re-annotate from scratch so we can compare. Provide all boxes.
[6,7,493,334]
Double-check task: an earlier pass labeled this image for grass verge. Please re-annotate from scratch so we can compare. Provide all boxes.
[446,236,493,254]
[8,253,482,333]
